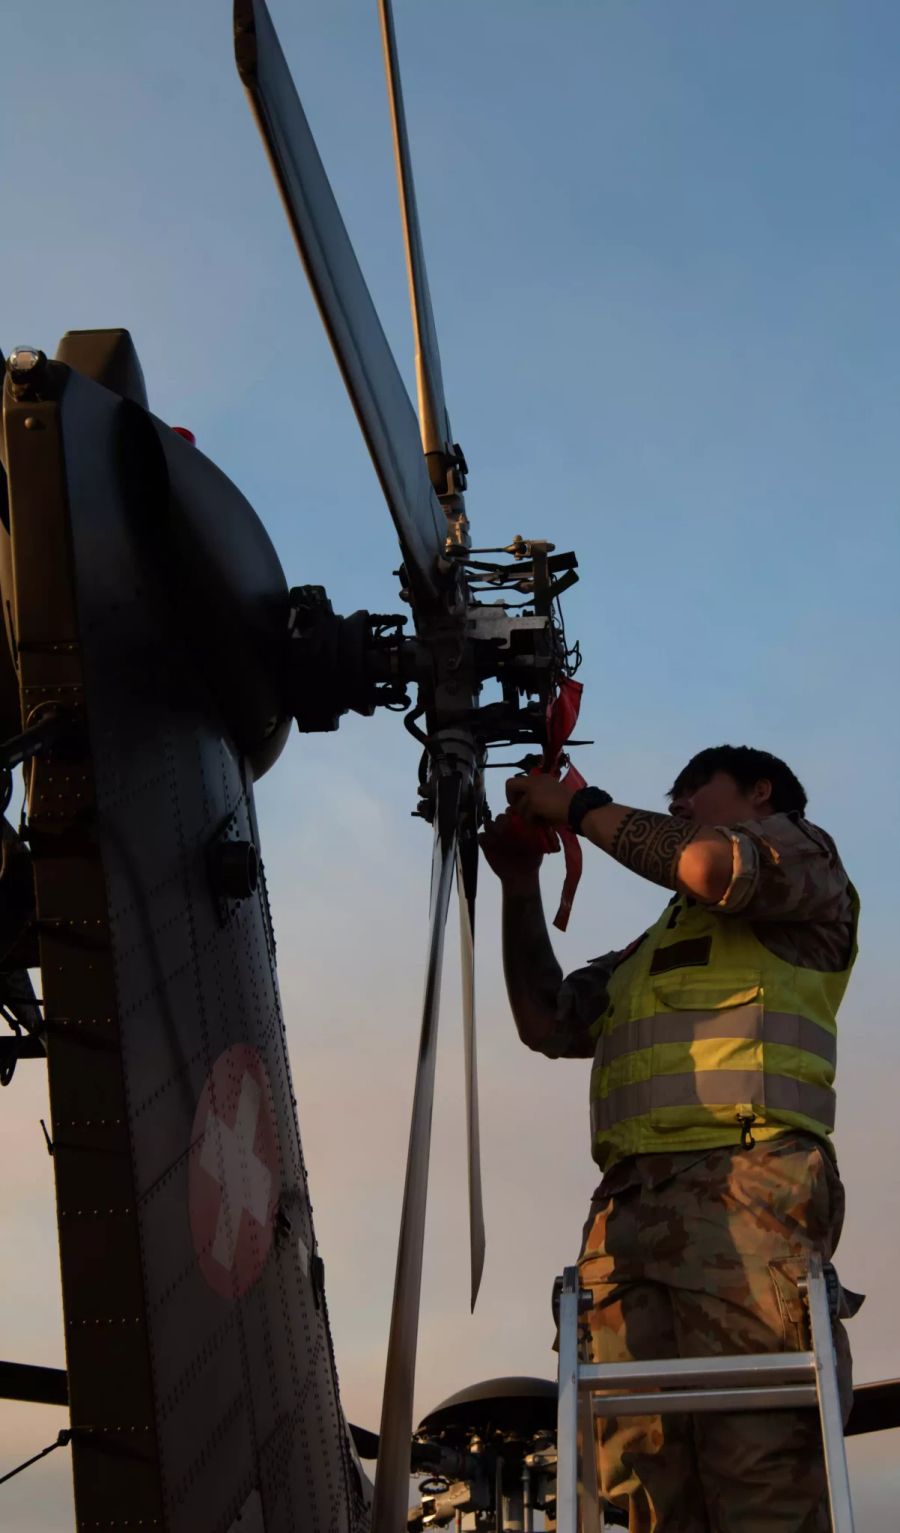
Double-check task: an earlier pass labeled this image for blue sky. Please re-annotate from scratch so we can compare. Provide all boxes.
[2,2,899,1526]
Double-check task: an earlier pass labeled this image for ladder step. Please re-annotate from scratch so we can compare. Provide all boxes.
[590,1383,818,1417]
[579,1351,815,1393]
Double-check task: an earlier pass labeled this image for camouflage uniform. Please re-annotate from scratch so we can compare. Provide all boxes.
[548,815,856,1532]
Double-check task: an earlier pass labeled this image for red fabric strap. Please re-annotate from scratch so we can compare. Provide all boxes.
[502,677,586,931]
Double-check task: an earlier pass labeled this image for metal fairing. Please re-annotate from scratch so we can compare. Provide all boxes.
[145,414,292,779]
[2,363,362,1532]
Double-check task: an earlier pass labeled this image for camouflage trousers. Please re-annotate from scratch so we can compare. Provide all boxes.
[576,1134,852,1532]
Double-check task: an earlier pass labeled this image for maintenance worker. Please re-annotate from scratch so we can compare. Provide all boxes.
[481,745,858,1533]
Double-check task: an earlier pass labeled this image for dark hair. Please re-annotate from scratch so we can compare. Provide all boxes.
[668,745,808,815]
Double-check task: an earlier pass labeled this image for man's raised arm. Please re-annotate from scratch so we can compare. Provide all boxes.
[505,778,734,903]
[481,817,599,1058]
[480,818,562,1051]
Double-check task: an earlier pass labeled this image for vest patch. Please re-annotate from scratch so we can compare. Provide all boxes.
[649,936,713,975]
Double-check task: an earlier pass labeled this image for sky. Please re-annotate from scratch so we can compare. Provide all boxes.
[2,0,899,1527]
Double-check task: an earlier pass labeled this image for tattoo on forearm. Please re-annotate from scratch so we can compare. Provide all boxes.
[609,811,699,889]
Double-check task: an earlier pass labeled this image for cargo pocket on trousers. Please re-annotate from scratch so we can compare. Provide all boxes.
[768,1258,810,1352]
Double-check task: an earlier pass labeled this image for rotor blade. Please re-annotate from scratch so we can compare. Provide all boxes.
[377,0,452,472]
[234,0,446,604]
[371,773,460,1533]
[457,826,485,1312]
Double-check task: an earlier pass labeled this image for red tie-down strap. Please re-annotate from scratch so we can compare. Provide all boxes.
[505,677,586,931]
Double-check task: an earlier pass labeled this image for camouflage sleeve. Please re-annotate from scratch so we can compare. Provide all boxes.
[537,951,623,1060]
[712,813,851,924]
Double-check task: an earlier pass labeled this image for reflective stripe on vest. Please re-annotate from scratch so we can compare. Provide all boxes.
[592,1070,836,1133]
[601,1005,838,1069]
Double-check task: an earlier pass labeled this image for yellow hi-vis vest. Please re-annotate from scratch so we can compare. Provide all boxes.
[589,887,859,1170]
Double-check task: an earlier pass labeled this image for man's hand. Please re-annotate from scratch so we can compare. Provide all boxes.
[505,774,576,827]
[479,812,547,892]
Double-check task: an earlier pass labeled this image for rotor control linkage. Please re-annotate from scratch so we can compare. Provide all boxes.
[411,726,483,826]
[284,554,577,738]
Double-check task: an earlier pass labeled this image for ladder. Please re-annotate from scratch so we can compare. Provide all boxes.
[555,1254,854,1533]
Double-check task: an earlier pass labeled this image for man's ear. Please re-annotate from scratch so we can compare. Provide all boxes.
[750,777,773,811]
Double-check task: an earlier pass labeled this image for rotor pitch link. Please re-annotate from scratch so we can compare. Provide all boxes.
[453,550,578,577]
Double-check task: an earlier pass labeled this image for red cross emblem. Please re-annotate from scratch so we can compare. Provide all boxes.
[189,1044,281,1299]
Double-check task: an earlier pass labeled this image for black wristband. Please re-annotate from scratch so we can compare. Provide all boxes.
[567,786,614,835]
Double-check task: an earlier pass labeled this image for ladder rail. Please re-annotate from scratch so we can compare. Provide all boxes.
[806,1255,856,1533]
[555,1261,855,1533]
[556,1272,582,1533]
